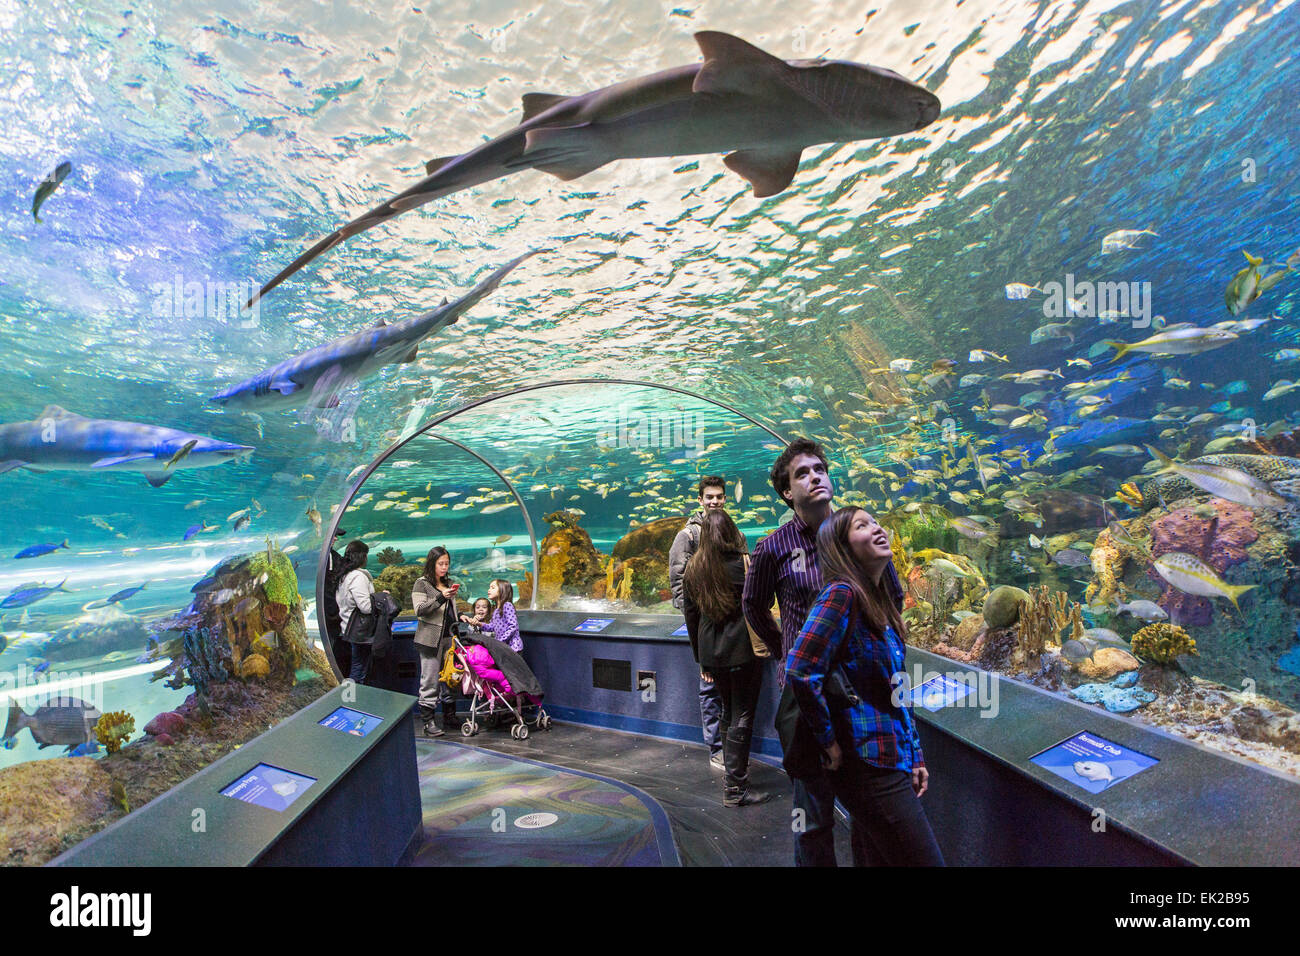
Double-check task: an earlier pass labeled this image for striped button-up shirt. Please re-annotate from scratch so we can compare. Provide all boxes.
[741,510,904,686]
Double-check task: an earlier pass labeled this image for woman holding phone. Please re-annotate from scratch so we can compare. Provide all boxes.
[413,546,461,737]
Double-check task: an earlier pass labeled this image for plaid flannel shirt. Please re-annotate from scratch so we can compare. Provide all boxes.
[785,581,925,773]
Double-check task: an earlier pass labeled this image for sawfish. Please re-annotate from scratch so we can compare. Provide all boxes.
[215,250,541,411]
[0,406,253,487]
[249,31,941,304]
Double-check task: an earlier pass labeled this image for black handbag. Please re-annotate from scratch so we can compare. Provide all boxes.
[776,606,862,779]
[342,605,377,645]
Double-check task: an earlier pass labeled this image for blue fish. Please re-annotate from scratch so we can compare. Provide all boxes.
[1220,380,1250,395]
[1208,400,1232,413]
[105,583,147,604]
[64,740,101,757]
[14,540,69,559]
[33,660,50,673]
[0,580,69,609]
[0,405,253,488]
[182,523,215,541]
[213,251,542,411]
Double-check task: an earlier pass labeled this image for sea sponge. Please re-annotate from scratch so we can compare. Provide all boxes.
[1131,622,1198,665]
[240,653,270,680]
[92,711,135,755]
[983,586,1029,629]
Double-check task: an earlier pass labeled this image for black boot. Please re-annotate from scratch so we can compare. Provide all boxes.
[419,705,444,738]
[442,699,459,733]
[722,726,771,807]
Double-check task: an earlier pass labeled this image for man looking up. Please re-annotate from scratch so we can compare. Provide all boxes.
[669,475,734,771]
[742,438,905,866]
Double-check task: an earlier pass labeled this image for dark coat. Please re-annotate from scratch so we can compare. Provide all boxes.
[682,551,756,670]
[370,591,401,659]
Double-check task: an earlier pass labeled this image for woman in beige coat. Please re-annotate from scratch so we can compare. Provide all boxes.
[412,546,460,737]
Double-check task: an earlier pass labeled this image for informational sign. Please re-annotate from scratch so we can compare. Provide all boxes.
[1030,731,1159,794]
[319,706,382,738]
[909,675,975,712]
[573,618,614,633]
[670,623,689,637]
[391,619,417,634]
[220,764,317,812]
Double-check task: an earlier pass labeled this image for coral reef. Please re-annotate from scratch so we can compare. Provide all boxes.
[982,585,1028,629]
[373,563,423,611]
[144,711,185,738]
[1071,678,1157,713]
[1131,621,1198,664]
[604,515,688,606]
[239,653,270,680]
[1017,585,1082,673]
[376,547,405,567]
[1147,501,1258,625]
[92,712,135,755]
[535,511,605,605]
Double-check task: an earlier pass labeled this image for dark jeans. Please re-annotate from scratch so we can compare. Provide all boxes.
[827,757,945,866]
[711,660,763,791]
[347,642,372,686]
[793,772,872,867]
[700,674,723,755]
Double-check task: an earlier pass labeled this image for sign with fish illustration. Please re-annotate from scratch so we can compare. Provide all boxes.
[573,618,614,633]
[909,674,976,712]
[318,706,381,737]
[1029,731,1158,794]
[220,763,316,812]
[670,623,689,637]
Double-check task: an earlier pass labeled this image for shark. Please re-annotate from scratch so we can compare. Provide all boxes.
[0,406,254,487]
[249,30,941,303]
[214,249,541,411]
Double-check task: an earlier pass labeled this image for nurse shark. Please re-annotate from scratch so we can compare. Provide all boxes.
[249,31,941,303]
[0,406,253,487]
[213,250,540,411]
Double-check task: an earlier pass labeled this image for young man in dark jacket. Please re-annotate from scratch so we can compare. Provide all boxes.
[668,476,731,771]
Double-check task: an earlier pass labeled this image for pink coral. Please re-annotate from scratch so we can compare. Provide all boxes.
[144,711,186,737]
[155,733,175,746]
[1147,500,1258,625]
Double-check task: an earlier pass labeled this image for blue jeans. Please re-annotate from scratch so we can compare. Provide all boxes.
[700,675,723,755]
[348,642,372,686]
[792,771,872,867]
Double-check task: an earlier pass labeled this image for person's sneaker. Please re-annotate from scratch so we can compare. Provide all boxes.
[723,788,773,808]
[709,752,725,771]
[422,721,445,738]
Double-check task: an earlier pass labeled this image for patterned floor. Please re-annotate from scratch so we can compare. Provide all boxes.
[409,738,678,866]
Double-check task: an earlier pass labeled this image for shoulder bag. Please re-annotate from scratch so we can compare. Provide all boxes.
[775,601,861,779]
[740,553,772,659]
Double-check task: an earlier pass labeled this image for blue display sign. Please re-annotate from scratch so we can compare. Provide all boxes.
[670,623,689,637]
[319,706,381,737]
[1030,731,1159,794]
[220,764,316,812]
[909,675,975,712]
[391,619,417,634]
[573,618,614,633]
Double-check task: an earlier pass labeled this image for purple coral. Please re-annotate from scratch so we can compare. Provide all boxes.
[1147,500,1258,625]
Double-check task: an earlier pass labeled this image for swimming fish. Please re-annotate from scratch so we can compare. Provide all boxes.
[3,697,100,752]
[735,478,744,504]
[1103,327,1238,362]
[14,540,69,559]
[1100,228,1156,255]
[1153,552,1256,613]
[0,580,69,609]
[1145,446,1288,510]
[105,583,146,604]
[1114,598,1168,622]
[183,522,216,541]
[247,31,941,303]
[163,439,200,471]
[31,160,72,223]
[968,349,1009,363]
[1226,251,1290,315]
[1052,548,1091,567]
[306,505,322,535]
[1061,639,1096,664]
[1005,282,1042,300]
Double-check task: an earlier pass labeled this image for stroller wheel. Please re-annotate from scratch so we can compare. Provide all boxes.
[514,723,529,740]
[461,721,477,737]
[540,714,552,731]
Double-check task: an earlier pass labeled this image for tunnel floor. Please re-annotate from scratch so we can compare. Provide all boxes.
[404,715,855,866]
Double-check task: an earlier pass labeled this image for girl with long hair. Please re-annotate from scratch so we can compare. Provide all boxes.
[412,546,461,737]
[335,539,389,685]
[785,506,944,865]
[683,509,771,807]
[461,578,522,652]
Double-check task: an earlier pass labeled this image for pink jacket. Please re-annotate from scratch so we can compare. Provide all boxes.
[463,643,513,696]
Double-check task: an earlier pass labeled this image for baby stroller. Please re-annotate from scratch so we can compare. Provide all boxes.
[448,633,551,740]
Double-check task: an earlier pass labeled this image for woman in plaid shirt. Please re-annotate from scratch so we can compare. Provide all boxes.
[786,507,944,866]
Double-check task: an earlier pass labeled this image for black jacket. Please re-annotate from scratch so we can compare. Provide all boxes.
[682,552,756,669]
[370,591,401,659]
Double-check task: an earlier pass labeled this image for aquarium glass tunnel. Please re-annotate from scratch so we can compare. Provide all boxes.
[1,0,1298,861]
